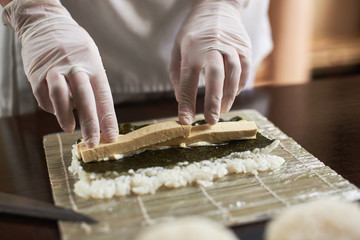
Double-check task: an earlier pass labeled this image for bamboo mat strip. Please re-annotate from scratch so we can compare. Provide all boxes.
[43,110,360,240]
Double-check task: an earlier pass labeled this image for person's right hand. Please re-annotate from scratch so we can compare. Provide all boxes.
[3,0,118,148]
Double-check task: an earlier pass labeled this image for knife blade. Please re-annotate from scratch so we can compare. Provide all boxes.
[0,192,96,224]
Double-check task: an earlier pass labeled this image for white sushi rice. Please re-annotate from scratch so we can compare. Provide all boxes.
[69,140,284,199]
[265,199,360,240]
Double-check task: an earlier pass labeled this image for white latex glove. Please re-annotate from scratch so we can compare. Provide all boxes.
[170,0,252,125]
[2,0,118,147]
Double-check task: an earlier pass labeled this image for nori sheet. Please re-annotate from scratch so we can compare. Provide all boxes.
[79,117,275,174]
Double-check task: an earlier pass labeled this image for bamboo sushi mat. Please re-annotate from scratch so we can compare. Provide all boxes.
[43,110,360,240]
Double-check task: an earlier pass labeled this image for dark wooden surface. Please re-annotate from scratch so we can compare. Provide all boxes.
[1,75,360,240]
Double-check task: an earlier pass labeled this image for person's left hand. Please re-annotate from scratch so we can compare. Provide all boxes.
[170,0,251,125]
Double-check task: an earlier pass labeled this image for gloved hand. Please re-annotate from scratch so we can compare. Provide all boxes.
[2,0,118,147]
[170,0,251,125]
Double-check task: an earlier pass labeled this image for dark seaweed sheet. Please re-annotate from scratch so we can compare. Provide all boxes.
[80,117,274,174]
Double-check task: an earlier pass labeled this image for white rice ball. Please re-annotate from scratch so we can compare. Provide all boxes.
[135,217,237,240]
[266,199,360,240]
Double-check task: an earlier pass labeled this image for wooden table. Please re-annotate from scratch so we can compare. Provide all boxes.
[1,75,360,240]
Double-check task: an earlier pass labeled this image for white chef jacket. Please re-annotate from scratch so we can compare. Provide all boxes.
[0,0,272,117]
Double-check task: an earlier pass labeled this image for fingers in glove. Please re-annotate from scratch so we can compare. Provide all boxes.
[221,48,241,113]
[204,50,225,124]
[47,70,75,133]
[68,72,100,148]
[31,80,55,114]
[178,57,201,125]
[237,55,251,95]
[90,71,119,143]
[170,44,181,102]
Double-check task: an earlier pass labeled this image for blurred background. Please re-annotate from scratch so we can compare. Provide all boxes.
[254,0,360,86]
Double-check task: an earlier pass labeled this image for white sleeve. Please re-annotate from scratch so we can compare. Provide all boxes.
[0,18,36,117]
[242,0,273,88]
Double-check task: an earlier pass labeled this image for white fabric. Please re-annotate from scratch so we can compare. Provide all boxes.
[0,24,36,116]
[0,0,272,117]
